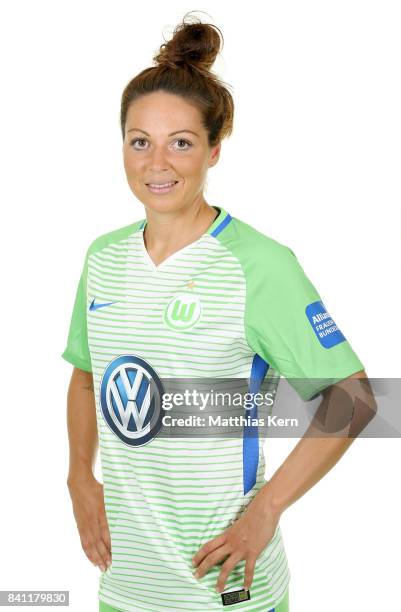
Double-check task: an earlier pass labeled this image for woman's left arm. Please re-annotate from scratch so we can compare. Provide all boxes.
[260,369,377,515]
[192,370,377,593]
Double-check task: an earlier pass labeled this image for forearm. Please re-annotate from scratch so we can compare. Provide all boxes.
[260,433,354,518]
[260,376,377,517]
[66,367,98,484]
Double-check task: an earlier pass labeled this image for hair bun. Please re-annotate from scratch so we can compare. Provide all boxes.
[153,12,223,74]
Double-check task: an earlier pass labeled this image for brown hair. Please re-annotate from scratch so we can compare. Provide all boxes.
[120,11,234,147]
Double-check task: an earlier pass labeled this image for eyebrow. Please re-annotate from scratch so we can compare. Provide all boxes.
[127,128,199,137]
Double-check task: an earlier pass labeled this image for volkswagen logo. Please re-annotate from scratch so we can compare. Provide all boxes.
[100,355,164,447]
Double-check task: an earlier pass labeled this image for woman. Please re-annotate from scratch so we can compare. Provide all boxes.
[63,13,371,612]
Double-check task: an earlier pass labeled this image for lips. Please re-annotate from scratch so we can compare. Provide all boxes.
[146,181,178,187]
[146,180,179,194]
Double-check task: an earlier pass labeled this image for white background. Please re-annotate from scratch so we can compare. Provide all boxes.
[1,2,400,611]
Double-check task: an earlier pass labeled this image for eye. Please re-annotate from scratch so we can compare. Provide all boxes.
[130,138,147,150]
[174,138,192,151]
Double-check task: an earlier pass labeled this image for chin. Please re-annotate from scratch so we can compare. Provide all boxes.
[142,199,183,214]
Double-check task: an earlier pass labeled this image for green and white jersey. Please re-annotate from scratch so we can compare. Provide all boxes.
[62,205,364,611]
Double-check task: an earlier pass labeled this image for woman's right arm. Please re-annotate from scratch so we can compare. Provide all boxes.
[66,366,112,573]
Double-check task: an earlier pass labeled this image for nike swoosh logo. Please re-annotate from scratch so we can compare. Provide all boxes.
[89,298,119,311]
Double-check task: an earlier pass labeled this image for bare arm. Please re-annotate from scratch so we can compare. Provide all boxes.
[260,370,378,517]
[65,367,112,573]
[66,367,98,484]
[192,370,378,592]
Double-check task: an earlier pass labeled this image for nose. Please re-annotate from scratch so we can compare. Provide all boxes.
[147,145,170,171]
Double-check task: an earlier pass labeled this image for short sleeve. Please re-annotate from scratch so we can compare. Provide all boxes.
[61,248,92,372]
[245,246,365,401]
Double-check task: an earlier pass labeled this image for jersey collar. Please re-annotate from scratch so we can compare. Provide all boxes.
[139,205,232,238]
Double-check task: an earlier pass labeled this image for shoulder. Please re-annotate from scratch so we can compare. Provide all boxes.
[85,218,144,258]
[220,213,299,273]
[225,214,319,309]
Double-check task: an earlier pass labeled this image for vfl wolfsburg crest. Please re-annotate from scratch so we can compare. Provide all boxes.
[100,355,164,446]
[164,292,202,331]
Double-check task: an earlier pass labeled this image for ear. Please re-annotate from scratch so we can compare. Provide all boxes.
[208,142,221,168]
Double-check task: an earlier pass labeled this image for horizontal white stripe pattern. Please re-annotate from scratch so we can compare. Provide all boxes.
[87,226,290,611]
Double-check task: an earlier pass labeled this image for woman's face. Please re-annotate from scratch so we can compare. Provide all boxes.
[122,91,220,214]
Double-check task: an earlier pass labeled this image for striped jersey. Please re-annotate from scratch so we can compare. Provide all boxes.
[61,205,364,611]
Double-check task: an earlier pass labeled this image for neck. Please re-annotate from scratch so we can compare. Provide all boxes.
[143,201,219,253]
